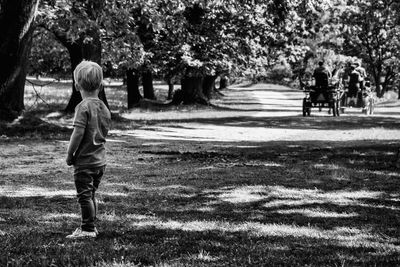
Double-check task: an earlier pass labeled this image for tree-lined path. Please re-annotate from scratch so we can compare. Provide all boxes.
[118,83,400,143]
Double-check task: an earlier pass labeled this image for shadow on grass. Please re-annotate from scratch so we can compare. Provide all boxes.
[130,114,400,130]
[2,139,400,266]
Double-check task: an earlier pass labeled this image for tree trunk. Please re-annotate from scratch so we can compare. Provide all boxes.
[126,69,142,108]
[375,79,383,98]
[398,86,400,100]
[167,79,174,100]
[219,75,228,90]
[0,0,39,121]
[202,75,217,99]
[64,44,83,113]
[181,76,209,105]
[63,29,109,113]
[142,69,155,100]
[371,70,382,98]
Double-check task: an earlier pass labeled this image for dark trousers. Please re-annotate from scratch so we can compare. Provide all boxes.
[74,166,105,232]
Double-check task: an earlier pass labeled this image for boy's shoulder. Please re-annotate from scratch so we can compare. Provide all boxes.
[86,98,110,116]
[78,98,103,108]
[76,98,109,115]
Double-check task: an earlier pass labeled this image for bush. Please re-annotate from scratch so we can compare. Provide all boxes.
[267,61,293,82]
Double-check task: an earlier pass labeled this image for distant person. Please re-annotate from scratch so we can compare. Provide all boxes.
[361,79,372,108]
[313,61,332,101]
[66,60,111,239]
[342,62,352,86]
[313,61,332,88]
[347,65,361,106]
[354,61,367,89]
[331,64,345,84]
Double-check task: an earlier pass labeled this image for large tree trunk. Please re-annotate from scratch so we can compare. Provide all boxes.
[49,0,109,113]
[202,75,217,99]
[0,0,39,121]
[63,29,109,113]
[126,69,142,108]
[181,76,209,105]
[142,69,155,100]
[64,44,83,113]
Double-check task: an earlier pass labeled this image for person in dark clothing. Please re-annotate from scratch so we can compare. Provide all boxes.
[347,65,361,106]
[312,61,332,101]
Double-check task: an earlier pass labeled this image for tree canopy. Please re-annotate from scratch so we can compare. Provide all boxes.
[2,0,400,120]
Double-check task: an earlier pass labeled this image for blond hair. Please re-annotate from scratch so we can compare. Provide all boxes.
[73,60,103,92]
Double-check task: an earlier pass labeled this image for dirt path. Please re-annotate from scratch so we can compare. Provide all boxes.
[118,83,400,143]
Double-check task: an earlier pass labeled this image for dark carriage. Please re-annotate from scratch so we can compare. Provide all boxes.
[301,81,345,117]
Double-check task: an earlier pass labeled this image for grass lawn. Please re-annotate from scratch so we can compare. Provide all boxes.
[1,80,400,266]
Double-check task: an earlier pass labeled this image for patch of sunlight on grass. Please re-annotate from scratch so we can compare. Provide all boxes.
[196,206,216,212]
[357,202,400,211]
[126,214,157,220]
[104,182,195,192]
[0,185,129,199]
[384,151,396,155]
[130,218,400,251]
[331,174,350,182]
[314,163,340,170]
[207,185,384,207]
[99,212,159,222]
[41,213,79,220]
[387,196,400,204]
[275,208,358,218]
[40,213,79,225]
[219,185,267,203]
[263,162,282,167]
[264,186,383,208]
[107,163,137,168]
[186,250,218,262]
[351,150,366,156]
[101,213,118,221]
[371,170,400,177]
[101,192,129,197]
[0,186,75,198]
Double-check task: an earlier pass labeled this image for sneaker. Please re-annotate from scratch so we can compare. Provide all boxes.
[66,228,97,239]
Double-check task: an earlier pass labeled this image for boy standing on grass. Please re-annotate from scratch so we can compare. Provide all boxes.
[66,60,111,239]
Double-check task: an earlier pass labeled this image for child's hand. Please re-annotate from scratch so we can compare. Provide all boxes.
[66,154,75,166]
